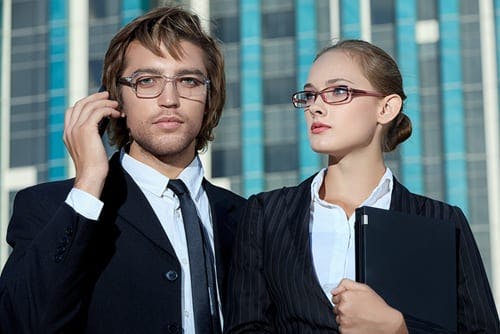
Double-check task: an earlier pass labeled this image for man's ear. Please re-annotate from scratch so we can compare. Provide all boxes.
[377,94,402,125]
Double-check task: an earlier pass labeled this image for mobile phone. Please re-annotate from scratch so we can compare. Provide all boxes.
[97,84,110,137]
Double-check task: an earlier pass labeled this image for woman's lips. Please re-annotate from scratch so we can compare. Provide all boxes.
[311,122,331,134]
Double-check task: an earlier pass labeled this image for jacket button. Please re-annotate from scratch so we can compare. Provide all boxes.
[164,270,178,281]
[65,227,73,236]
[59,236,70,246]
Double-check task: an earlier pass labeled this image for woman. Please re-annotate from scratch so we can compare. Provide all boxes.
[223,40,499,333]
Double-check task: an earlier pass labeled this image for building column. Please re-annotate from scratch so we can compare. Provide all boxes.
[241,0,264,197]
[48,0,70,179]
[438,0,468,212]
[190,0,213,179]
[329,0,340,39]
[340,0,361,38]
[296,0,320,180]
[0,0,12,269]
[480,0,500,307]
[396,0,424,193]
[122,0,147,25]
[65,0,89,177]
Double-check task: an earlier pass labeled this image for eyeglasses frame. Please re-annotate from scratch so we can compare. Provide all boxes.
[118,72,211,99]
[291,85,385,108]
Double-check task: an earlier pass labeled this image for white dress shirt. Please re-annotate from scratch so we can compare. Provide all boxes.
[65,151,217,333]
[309,168,393,303]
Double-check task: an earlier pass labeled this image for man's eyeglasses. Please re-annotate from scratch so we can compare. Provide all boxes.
[291,85,385,108]
[118,72,210,99]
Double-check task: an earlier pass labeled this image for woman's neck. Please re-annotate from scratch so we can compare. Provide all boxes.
[320,153,386,217]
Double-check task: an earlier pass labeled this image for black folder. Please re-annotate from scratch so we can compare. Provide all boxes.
[354,206,457,332]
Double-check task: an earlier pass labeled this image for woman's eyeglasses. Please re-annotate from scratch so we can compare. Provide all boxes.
[291,85,385,108]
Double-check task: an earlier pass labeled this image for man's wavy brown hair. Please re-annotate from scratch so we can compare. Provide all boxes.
[102,5,225,152]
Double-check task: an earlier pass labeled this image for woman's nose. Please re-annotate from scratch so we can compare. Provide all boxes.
[307,103,326,117]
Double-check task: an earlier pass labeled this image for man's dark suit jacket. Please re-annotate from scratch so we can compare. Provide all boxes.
[224,175,499,333]
[0,152,246,334]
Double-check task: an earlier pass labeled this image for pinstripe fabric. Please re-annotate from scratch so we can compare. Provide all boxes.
[224,175,499,333]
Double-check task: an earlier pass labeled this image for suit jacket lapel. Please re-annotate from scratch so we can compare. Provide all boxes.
[100,153,177,259]
[284,176,312,259]
[390,177,419,214]
[284,175,334,310]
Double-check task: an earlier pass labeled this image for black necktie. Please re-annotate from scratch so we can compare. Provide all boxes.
[167,179,221,334]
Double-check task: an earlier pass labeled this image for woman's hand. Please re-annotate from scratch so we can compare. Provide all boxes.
[332,279,408,334]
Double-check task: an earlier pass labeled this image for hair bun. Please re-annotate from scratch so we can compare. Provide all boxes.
[383,113,412,152]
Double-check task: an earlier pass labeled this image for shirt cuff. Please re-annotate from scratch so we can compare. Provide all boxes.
[65,188,104,221]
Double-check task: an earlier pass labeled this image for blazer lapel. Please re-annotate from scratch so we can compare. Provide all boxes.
[284,175,334,310]
[390,177,419,214]
[284,177,313,257]
[390,177,403,211]
[100,153,177,259]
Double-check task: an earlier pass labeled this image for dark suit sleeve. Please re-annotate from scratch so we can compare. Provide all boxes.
[453,207,499,333]
[223,195,275,333]
[0,186,100,333]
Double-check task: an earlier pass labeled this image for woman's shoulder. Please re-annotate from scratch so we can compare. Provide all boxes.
[250,174,316,203]
[392,178,465,221]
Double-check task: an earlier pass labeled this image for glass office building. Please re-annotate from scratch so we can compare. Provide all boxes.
[0,0,499,305]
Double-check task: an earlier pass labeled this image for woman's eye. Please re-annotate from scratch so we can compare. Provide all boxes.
[332,86,349,95]
[304,92,316,100]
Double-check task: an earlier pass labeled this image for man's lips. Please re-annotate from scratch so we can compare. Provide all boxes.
[153,116,183,130]
[311,122,331,134]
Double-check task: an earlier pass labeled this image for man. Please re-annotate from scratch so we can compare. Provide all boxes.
[0,6,245,333]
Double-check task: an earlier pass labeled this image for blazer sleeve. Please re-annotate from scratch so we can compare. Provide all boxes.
[223,194,275,333]
[0,186,101,334]
[453,206,500,333]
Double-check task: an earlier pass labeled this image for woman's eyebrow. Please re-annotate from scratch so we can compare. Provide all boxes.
[303,83,316,90]
[303,78,354,90]
[325,78,354,85]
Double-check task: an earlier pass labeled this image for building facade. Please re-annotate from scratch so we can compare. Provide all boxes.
[0,0,499,305]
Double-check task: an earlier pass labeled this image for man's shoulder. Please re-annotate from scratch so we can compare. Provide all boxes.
[15,179,75,202]
[202,179,246,205]
[10,179,76,225]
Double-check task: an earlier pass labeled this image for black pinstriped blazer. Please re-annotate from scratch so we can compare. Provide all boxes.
[224,175,499,333]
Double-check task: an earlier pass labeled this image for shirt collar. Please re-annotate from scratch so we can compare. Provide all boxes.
[311,168,327,204]
[310,167,393,207]
[176,155,205,202]
[120,149,205,200]
[362,168,393,207]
